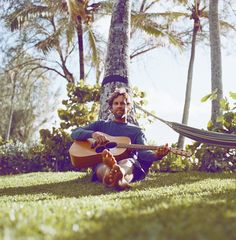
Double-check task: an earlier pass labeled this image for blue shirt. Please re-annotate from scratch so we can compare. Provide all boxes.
[71,120,159,163]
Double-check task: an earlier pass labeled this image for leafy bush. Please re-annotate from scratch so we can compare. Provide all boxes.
[0,141,50,175]
[190,142,236,172]
[39,127,75,172]
[189,92,236,172]
[151,143,195,172]
[58,81,101,129]
[0,137,77,176]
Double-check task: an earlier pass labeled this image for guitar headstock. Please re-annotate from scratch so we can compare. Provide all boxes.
[169,147,193,157]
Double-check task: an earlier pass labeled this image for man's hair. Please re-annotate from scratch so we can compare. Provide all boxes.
[107,88,132,108]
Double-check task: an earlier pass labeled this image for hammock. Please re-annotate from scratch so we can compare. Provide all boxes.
[134,103,236,148]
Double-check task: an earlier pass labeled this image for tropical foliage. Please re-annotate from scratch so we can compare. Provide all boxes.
[188,92,236,172]
[0,0,235,175]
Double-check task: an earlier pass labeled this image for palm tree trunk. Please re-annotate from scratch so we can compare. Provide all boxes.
[76,15,85,81]
[209,0,223,129]
[177,28,197,148]
[99,0,137,124]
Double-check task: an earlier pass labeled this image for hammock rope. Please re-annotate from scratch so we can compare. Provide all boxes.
[134,103,236,148]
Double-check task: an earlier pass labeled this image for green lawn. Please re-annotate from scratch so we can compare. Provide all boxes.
[0,171,235,240]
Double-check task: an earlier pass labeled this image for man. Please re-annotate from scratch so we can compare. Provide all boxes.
[71,88,169,190]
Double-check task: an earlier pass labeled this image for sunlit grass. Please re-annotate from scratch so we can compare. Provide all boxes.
[0,172,235,240]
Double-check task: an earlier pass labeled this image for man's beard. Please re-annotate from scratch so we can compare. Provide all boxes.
[113,111,126,120]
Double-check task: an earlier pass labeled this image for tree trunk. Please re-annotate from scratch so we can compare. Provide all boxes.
[77,15,85,81]
[99,0,137,124]
[6,72,17,141]
[177,28,197,149]
[209,0,223,129]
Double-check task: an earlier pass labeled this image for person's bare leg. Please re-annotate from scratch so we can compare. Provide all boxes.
[96,150,131,190]
[118,159,134,183]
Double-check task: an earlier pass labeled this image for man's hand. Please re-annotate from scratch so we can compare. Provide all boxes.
[156,144,170,159]
[92,132,109,145]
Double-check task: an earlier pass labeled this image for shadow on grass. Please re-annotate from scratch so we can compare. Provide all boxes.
[0,174,107,198]
[65,188,236,240]
[0,172,235,200]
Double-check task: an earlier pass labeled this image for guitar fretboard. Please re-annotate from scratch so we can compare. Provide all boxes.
[116,143,192,157]
[117,143,158,150]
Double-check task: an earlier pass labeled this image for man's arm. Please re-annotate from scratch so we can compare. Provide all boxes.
[71,122,98,140]
[71,121,109,144]
[135,131,169,163]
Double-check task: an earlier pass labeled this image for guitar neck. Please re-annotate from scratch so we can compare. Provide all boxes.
[117,143,157,151]
[116,143,192,157]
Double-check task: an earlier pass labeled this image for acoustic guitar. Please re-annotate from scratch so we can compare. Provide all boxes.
[69,133,192,169]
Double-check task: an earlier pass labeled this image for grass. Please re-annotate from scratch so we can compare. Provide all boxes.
[0,171,236,240]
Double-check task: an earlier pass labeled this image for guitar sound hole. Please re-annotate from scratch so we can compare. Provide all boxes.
[95,146,106,153]
[105,142,117,149]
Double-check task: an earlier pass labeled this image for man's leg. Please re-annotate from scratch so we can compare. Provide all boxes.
[117,158,134,183]
[95,150,133,190]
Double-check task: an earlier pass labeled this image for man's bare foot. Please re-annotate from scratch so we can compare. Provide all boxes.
[101,149,117,168]
[102,150,131,190]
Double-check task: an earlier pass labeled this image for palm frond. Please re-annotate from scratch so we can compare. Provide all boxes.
[35,30,62,54]
[140,11,189,20]
[87,27,98,64]
[132,14,164,37]
[97,0,113,16]
[219,20,236,31]
[172,0,188,4]
[86,25,102,82]
[65,0,81,22]
[65,24,76,48]
[132,12,184,50]
[6,4,49,31]
[57,16,76,48]
[166,32,184,50]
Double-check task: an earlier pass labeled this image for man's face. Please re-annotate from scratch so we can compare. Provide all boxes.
[111,95,129,120]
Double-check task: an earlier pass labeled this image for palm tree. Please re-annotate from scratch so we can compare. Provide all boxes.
[98,0,137,123]
[209,0,223,129]
[65,0,101,81]
[98,0,192,122]
[177,0,234,147]
[3,0,102,83]
[177,0,206,149]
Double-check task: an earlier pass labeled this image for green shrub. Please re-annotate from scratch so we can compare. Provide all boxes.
[192,143,236,172]
[0,138,73,175]
[189,92,236,172]
[0,141,48,175]
[151,144,196,172]
[39,128,75,172]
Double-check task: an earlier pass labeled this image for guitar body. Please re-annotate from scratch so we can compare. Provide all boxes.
[69,135,131,168]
